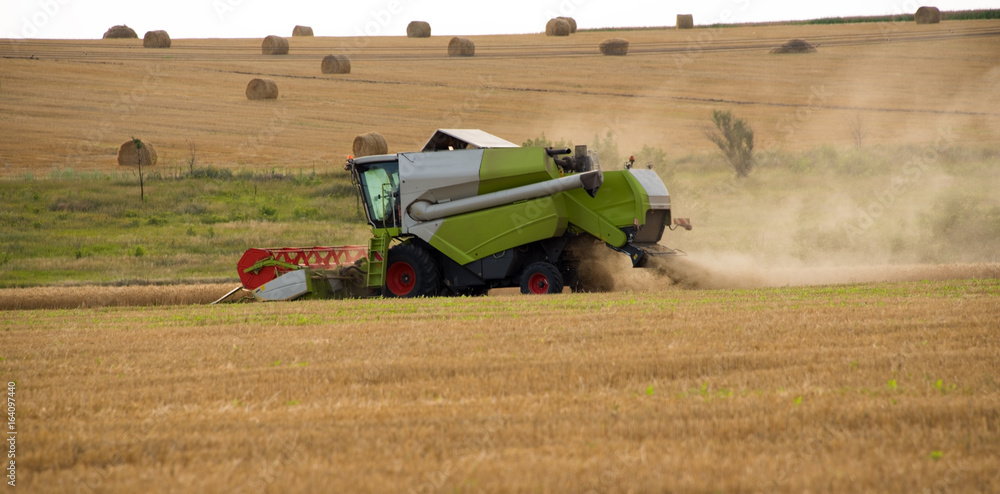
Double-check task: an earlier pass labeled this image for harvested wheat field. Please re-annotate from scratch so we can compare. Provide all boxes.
[2,280,999,492]
[1,21,999,176]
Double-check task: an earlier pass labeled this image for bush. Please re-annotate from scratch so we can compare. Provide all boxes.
[705,109,755,177]
[590,131,621,166]
[258,205,278,219]
[522,132,574,149]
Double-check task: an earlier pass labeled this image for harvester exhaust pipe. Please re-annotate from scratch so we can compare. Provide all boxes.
[408,169,603,222]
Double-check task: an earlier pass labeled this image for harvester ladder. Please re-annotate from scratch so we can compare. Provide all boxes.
[366,234,390,288]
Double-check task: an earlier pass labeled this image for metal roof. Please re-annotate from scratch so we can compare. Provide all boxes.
[421,129,520,152]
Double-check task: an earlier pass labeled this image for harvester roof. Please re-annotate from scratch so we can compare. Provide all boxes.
[421,129,519,152]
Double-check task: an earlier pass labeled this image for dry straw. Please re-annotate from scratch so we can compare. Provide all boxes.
[546,18,571,36]
[321,55,351,74]
[770,39,817,54]
[558,17,577,33]
[448,37,475,57]
[599,38,629,56]
[407,21,431,38]
[143,30,171,48]
[245,78,279,100]
[292,25,314,36]
[915,6,942,24]
[103,25,137,39]
[117,140,157,167]
[0,284,238,310]
[677,14,694,29]
[353,132,388,157]
[261,35,289,55]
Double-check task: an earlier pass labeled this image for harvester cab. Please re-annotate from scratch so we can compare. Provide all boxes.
[230,129,690,302]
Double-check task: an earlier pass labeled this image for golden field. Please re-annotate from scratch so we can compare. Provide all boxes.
[2,280,999,492]
[1,21,999,176]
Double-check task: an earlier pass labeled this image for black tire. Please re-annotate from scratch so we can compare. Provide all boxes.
[519,261,564,295]
[384,243,440,298]
[454,285,490,297]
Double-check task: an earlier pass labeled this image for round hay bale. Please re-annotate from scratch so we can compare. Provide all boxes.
[407,21,431,38]
[676,14,694,29]
[117,140,157,167]
[261,35,289,55]
[245,78,278,100]
[448,37,475,57]
[558,17,577,33]
[352,132,388,158]
[103,25,138,39]
[599,38,629,56]
[292,25,314,37]
[143,30,171,48]
[321,54,351,74]
[915,6,942,24]
[546,18,571,36]
[770,39,817,54]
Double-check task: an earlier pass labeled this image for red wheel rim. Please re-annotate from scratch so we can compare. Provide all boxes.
[387,261,416,296]
[528,273,550,294]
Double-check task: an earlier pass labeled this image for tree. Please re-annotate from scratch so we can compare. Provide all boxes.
[132,137,145,201]
[847,113,866,149]
[590,130,620,167]
[705,110,755,177]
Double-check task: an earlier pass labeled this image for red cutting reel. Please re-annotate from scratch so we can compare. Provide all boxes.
[237,246,368,290]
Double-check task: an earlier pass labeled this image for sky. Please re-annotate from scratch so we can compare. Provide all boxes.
[2,0,996,40]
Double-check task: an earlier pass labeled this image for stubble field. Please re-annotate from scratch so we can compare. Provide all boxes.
[3,280,999,492]
[2,16,1000,493]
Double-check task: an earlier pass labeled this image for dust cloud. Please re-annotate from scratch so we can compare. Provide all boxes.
[643,254,1000,290]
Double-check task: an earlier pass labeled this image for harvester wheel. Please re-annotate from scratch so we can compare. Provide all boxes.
[385,243,440,297]
[520,262,564,295]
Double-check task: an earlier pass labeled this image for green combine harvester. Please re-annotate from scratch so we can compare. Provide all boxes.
[227,129,690,301]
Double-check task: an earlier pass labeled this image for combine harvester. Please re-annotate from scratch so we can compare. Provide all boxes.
[220,129,690,302]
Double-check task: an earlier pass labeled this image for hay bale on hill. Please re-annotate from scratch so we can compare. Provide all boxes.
[292,25,314,37]
[261,35,289,55]
[117,140,157,167]
[245,78,279,100]
[558,17,577,33]
[770,39,817,54]
[915,6,942,24]
[407,21,431,38]
[546,18,571,36]
[353,132,388,158]
[448,37,475,57]
[143,30,171,48]
[599,38,629,56]
[103,25,138,39]
[321,55,351,74]
[677,14,694,29]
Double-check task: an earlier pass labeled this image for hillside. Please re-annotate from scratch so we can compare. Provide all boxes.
[2,20,999,177]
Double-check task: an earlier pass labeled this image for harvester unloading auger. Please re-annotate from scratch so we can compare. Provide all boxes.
[219,129,691,302]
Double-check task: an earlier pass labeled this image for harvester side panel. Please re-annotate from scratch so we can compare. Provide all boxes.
[399,150,483,236]
[478,148,557,195]
[399,150,483,204]
[561,192,629,247]
[425,196,568,265]
[564,171,647,228]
